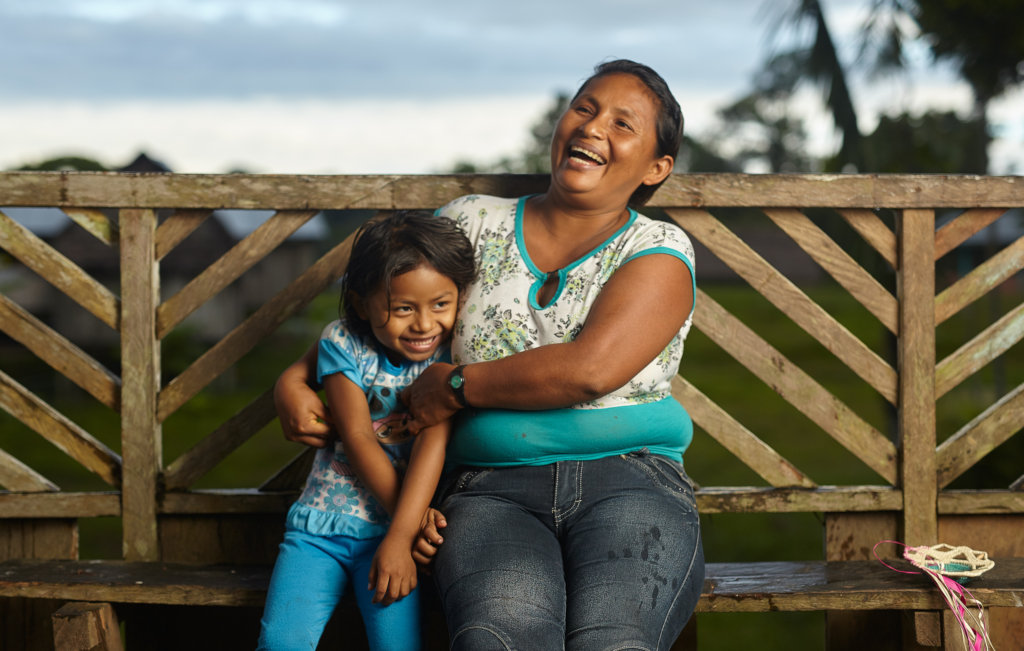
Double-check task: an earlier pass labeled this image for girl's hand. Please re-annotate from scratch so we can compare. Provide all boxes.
[412,508,447,567]
[401,362,459,433]
[369,535,418,605]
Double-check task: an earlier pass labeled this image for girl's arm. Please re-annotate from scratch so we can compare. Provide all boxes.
[404,253,693,427]
[274,343,333,448]
[368,421,451,605]
[322,373,402,514]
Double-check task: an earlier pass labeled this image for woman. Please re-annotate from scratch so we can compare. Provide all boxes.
[276,59,703,650]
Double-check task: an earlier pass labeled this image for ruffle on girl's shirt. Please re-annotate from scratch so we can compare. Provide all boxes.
[285,502,389,539]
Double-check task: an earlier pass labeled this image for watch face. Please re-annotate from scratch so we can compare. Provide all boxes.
[450,374,465,389]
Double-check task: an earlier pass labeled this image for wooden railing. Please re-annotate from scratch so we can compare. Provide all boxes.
[1,172,1022,648]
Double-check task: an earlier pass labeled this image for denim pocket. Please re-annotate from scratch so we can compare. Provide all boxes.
[623,452,698,512]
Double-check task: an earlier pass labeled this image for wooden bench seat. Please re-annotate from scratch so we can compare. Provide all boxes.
[4,558,1023,612]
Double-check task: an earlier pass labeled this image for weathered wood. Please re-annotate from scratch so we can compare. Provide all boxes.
[0,292,121,409]
[765,208,899,333]
[0,447,59,492]
[693,289,898,483]
[156,209,319,337]
[935,234,1024,324]
[837,208,897,268]
[52,601,123,651]
[936,383,1024,488]
[4,172,1024,209]
[157,234,354,421]
[670,208,897,404]
[0,492,121,518]
[0,370,121,486]
[935,300,1024,398]
[119,208,161,562]
[0,209,120,329]
[3,557,1021,612]
[64,209,118,247]
[163,390,277,491]
[672,376,816,488]
[934,208,1007,260]
[159,514,282,565]
[695,486,902,514]
[938,490,1024,514]
[159,490,297,515]
[898,209,937,546]
[154,208,212,260]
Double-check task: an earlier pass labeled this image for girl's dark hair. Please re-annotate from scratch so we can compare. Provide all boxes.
[572,59,684,207]
[340,210,476,340]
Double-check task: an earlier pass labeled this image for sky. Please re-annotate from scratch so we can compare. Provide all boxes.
[1,0,1021,175]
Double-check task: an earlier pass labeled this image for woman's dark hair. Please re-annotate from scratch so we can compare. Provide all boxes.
[340,210,476,340]
[571,59,684,207]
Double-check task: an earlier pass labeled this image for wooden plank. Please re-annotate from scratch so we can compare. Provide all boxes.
[837,208,897,268]
[4,557,1022,612]
[939,490,1024,514]
[669,208,897,404]
[0,492,121,518]
[694,289,899,483]
[671,376,816,488]
[156,210,318,337]
[934,208,1007,260]
[163,390,277,491]
[3,172,1023,210]
[765,208,899,333]
[936,383,1024,488]
[935,234,1024,324]
[0,448,59,492]
[52,601,123,651]
[0,292,120,409]
[695,486,902,514]
[119,208,161,562]
[0,369,122,486]
[897,209,937,546]
[935,300,1024,398]
[158,235,354,421]
[64,209,118,247]
[154,209,212,260]
[159,490,297,515]
[159,514,282,565]
[0,209,119,329]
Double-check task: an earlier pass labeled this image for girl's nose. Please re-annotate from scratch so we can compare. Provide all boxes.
[413,311,432,332]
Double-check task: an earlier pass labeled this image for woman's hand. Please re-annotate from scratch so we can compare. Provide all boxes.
[400,362,459,433]
[412,508,447,567]
[369,534,418,605]
[274,344,334,448]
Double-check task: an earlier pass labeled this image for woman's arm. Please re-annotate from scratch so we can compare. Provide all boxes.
[403,253,693,427]
[274,342,333,448]
[322,373,402,514]
[369,421,451,604]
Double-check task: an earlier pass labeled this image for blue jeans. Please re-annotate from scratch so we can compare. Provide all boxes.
[257,528,423,651]
[433,451,704,651]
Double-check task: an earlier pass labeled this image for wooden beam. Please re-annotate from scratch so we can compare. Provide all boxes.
[936,383,1024,488]
[935,234,1024,325]
[897,209,937,545]
[119,208,161,561]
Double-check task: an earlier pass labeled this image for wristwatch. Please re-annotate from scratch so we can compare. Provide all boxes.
[447,365,468,407]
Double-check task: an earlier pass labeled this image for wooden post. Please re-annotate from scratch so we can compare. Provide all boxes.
[898,209,938,649]
[52,602,123,651]
[120,209,162,561]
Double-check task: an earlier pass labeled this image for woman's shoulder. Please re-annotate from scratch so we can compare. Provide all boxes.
[624,210,694,260]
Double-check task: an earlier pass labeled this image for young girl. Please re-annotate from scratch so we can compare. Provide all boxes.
[257,210,476,651]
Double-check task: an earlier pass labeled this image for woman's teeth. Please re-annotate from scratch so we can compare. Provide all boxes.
[570,145,606,165]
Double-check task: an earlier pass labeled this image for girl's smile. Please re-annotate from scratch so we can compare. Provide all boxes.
[355,263,459,364]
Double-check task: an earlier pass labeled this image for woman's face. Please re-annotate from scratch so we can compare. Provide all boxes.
[549,72,673,208]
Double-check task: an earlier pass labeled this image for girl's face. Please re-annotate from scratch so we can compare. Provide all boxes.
[549,72,673,208]
[355,264,459,364]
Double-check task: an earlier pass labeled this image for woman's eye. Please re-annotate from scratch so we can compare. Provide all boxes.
[616,119,634,131]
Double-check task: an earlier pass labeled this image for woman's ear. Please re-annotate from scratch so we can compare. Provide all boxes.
[642,154,674,187]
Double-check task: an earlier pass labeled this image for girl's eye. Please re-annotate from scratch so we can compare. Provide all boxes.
[393,305,412,314]
[434,300,451,310]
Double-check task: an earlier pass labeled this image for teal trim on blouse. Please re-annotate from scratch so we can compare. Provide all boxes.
[449,397,692,467]
[514,195,639,310]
